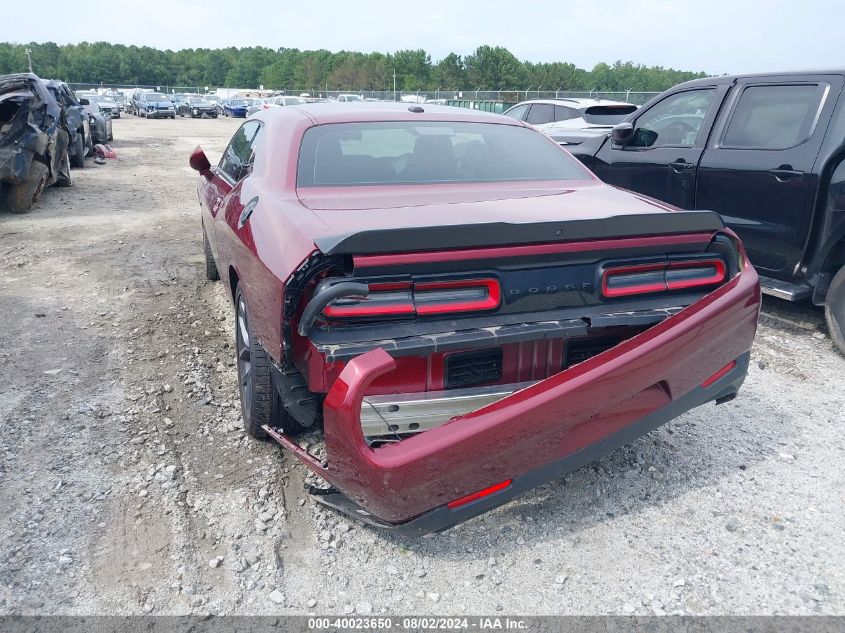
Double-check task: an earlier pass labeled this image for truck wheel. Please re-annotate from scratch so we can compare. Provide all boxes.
[203,226,219,281]
[70,133,85,168]
[107,121,113,142]
[5,161,49,214]
[824,265,845,356]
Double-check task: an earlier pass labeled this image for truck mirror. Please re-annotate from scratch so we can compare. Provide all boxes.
[611,122,634,146]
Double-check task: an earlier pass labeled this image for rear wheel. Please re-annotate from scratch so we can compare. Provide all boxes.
[824,265,845,356]
[234,287,306,439]
[5,161,49,214]
[107,120,113,142]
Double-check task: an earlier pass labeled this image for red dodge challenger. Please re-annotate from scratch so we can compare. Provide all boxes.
[190,103,760,534]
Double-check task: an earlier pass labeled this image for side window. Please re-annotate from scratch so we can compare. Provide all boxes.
[554,105,578,121]
[503,104,529,120]
[630,89,716,148]
[526,104,555,125]
[220,121,261,181]
[722,84,826,150]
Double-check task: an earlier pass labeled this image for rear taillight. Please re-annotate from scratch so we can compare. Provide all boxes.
[414,279,501,315]
[323,278,501,319]
[602,258,726,298]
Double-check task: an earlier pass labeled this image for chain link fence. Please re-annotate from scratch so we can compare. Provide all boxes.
[66,83,659,106]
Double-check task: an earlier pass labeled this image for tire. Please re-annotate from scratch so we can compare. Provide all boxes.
[170,115,175,120]
[824,265,845,356]
[70,132,85,168]
[235,286,298,440]
[203,226,220,281]
[5,161,49,214]
[107,120,113,142]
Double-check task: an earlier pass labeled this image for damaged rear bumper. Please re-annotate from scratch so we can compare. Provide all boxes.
[310,353,748,535]
[275,259,760,532]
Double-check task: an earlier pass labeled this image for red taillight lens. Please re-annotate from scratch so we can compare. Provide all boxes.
[323,278,500,319]
[447,479,512,509]
[323,281,414,318]
[415,278,501,315]
[602,258,726,298]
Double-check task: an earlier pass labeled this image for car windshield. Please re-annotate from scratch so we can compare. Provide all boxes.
[285,97,306,105]
[189,98,207,104]
[229,100,246,106]
[146,93,168,101]
[297,121,587,187]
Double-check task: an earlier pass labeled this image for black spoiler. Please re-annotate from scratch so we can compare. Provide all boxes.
[314,210,725,256]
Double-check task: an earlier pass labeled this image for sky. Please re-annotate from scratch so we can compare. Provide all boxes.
[1,0,841,75]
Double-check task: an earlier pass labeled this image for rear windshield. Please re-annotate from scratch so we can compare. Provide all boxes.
[582,104,637,125]
[297,121,587,187]
[229,100,247,106]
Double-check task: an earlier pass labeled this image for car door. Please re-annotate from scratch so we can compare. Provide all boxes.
[592,86,728,208]
[207,121,262,272]
[695,76,844,275]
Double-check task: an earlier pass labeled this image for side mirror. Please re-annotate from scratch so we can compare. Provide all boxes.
[611,122,634,146]
[189,146,213,180]
[79,98,90,106]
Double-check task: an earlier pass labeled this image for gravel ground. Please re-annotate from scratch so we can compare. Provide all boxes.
[0,115,843,616]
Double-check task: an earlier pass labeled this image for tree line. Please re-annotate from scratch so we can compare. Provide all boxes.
[0,42,707,93]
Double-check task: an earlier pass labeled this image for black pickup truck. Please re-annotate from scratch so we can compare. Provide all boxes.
[557,71,845,353]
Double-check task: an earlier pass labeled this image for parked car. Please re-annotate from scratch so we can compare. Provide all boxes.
[178,97,218,118]
[189,103,759,534]
[78,97,112,143]
[44,80,91,168]
[171,93,189,112]
[246,95,306,116]
[0,73,72,213]
[504,98,637,137]
[561,70,845,354]
[92,94,120,119]
[223,99,249,117]
[135,92,175,119]
[336,93,364,102]
[204,95,223,116]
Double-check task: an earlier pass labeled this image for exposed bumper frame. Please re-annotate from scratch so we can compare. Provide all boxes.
[301,353,748,535]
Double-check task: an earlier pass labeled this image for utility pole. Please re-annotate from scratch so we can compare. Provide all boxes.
[25,48,33,73]
[393,69,396,101]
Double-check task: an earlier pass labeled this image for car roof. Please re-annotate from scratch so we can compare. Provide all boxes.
[673,69,845,90]
[253,102,524,126]
[508,98,634,109]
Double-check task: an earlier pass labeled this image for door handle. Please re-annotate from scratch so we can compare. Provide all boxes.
[669,159,695,173]
[211,196,223,213]
[768,165,804,182]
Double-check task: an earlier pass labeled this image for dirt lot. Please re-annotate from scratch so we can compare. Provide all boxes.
[0,115,843,616]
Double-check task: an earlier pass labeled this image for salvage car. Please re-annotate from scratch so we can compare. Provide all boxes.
[78,97,112,143]
[92,94,120,119]
[178,97,218,118]
[222,99,249,117]
[190,103,760,534]
[44,80,90,168]
[136,92,176,119]
[562,70,845,354]
[0,73,71,213]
